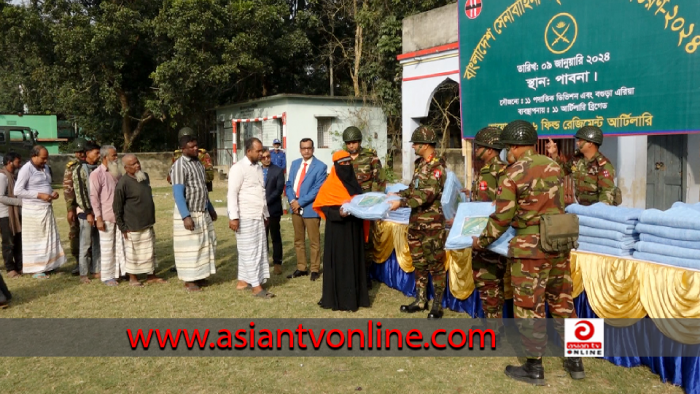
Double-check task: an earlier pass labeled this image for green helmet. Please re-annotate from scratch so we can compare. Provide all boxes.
[473,127,504,150]
[409,125,438,144]
[500,120,538,146]
[178,127,196,139]
[73,138,87,152]
[575,126,604,145]
[342,126,363,142]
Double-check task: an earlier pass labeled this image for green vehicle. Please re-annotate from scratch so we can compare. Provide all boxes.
[0,125,38,163]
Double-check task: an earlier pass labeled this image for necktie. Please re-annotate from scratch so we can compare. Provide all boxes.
[296,162,307,198]
[263,167,268,184]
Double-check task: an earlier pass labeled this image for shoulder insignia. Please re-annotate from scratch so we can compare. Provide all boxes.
[433,169,442,179]
[602,169,610,177]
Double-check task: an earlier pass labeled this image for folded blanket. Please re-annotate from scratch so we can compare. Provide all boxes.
[672,201,700,212]
[385,183,408,194]
[488,227,515,257]
[579,225,636,242]
[635,241,700,260]
[341,192,400,221]
[578,216,636,235]
[565,203,642,225]
[441,171,466,220]
[635,223,700,242]
[445,202,495,250]
[384,208,411,224]
[633,251,700,271]
[639,233,700,251]
[576,242,634,257]
[639,207,700,230]
[578,235,637,250]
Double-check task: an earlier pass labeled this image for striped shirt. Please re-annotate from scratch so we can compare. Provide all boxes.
[15,161,54,206]
[170,154,208,213]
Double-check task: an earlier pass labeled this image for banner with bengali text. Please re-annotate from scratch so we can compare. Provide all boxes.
[458,0,700,138]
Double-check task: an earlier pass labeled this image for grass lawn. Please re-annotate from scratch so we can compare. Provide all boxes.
[0,180,684,393]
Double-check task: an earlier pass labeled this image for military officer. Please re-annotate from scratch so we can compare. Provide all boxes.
[343,126,386,288]
[545,126,618,206]
[472,120,583,385]
[388,125,447,319]
[64,138,87,273]
[469,127,509,335]
[168,127,215,191]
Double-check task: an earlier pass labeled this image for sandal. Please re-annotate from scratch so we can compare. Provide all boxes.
[129,281,144,287]
[80,276,91,284]
[185,284,201,292]
[253,289,275,299]
[103,279,119,287]
[32,273,49,280]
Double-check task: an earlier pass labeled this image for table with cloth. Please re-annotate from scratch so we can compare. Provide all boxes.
[368,220,700,394]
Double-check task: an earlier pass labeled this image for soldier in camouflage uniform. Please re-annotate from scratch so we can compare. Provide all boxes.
[388,126,447,319]
[469,127,509,334]
[167,127,215,191]
[473,120,583,385]
[546,126,618,206]
[343,126,386,289]
[64,138,87,272]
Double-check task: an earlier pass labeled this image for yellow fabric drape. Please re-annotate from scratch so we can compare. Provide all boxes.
[372,221,413,272]
[445,249,474,300]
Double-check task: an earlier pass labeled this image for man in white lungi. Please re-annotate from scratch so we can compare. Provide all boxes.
[113,154,165,287]
[90,145,125,286]
[170,135,218,292]
[228,137,274,298]
[14,145,65,279]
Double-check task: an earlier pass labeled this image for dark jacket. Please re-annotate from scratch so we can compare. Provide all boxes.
[265,164,285,217]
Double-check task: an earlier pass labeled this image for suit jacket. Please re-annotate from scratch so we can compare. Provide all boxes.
[265,164,285,217]
[285,157,327,219]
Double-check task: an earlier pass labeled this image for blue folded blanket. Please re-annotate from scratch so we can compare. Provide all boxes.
[639,233,700,251]
[384,208,411,224]
[635,223,700,241]
[639,206,700,230]
[341,192,400,221]
[488,227,515,257]
[565,203,642,225]
[385,183,408,194]
[576,242,634,257]
[578,216,636,235]
[441,171,466,220]
[579,225,635,242]
[633,251,700,271]
[635,241,700,260]
[578,235,637,250]
[445,202,495,250]
[672,201,700,212]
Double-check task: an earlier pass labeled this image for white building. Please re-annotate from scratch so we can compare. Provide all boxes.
[399,4,699,210]
[214,94,388,174]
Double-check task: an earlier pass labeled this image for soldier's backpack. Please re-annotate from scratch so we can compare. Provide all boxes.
[539,213,579,253]
[612,187,623,206]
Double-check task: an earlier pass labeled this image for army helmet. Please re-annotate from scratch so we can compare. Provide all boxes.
[178,127,196,139]
[73,137,87,152]
[409,125,438,144]
[575,126,604,146]
[500,120,538,146]
[342,126,363,142]
[473,127,504,150]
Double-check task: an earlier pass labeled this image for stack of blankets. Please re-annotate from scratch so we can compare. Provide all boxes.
[633,202,700,270]
[445,202,513,257]
[341,192,401,221]
[565,203,642,257]
[441,171,468,220]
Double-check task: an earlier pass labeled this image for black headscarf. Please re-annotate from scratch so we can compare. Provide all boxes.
[334,157,362,196]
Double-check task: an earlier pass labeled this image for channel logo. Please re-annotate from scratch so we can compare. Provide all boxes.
[564,319,604,357]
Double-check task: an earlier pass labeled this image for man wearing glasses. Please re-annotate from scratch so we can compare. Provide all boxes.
[261,147,285,275]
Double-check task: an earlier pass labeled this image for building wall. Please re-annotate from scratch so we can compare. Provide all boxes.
[402,3,458,53]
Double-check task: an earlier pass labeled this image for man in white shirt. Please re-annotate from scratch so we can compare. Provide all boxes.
[228,137,274,298]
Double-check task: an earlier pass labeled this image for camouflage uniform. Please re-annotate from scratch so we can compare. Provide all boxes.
[477,123,575,359]
[63,159,81,259]
[471,154,509,320]
[398,126,447,318]
[555,151,616,206]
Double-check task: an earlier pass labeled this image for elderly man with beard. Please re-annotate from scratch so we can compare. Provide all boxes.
[90,145,126,286]
[113,154,164,286]
[15,146,64,279]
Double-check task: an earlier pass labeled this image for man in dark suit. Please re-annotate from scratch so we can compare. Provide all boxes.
[285,138,328,281]
[261,147,285,275]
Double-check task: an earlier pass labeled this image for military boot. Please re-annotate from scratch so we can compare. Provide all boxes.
[400,288,428,313]
[505,358,545,386]
[427,289,444,319]
[563,357,585,379]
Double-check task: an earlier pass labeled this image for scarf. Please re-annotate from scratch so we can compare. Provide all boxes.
[0,168,21,235]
